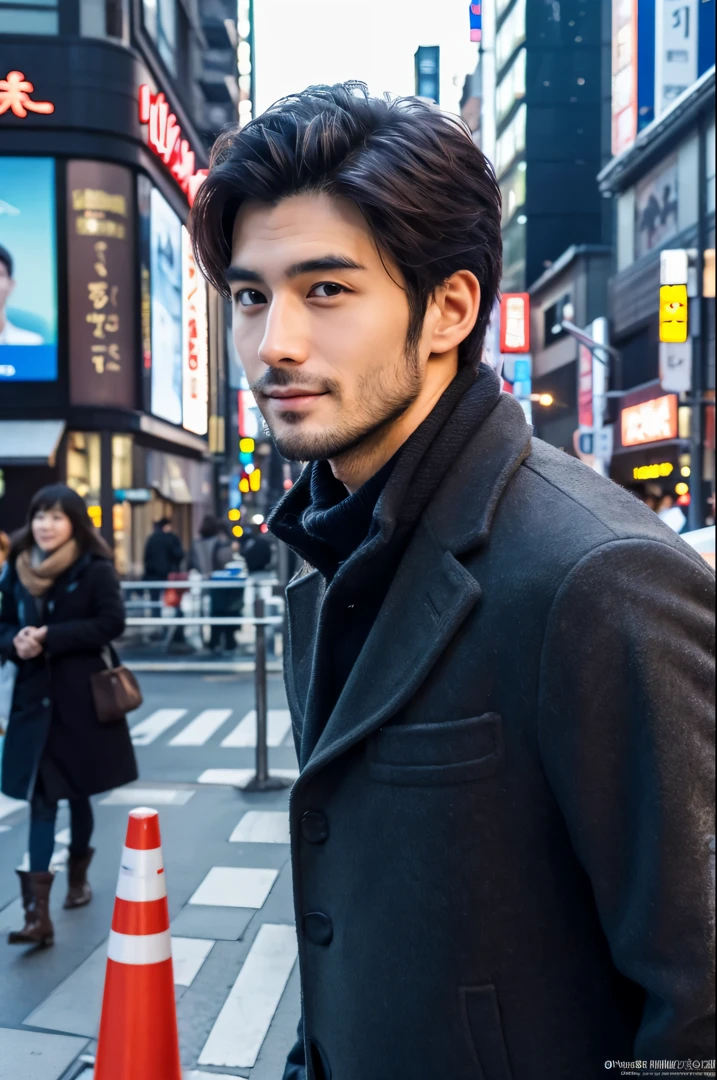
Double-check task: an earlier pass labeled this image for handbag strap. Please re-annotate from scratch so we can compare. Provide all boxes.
[101,644,120,670]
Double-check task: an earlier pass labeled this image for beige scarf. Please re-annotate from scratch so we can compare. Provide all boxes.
[15,539,80,597]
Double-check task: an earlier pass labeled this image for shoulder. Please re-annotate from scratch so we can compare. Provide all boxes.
[85,555,120,586]
[485,437,714,599]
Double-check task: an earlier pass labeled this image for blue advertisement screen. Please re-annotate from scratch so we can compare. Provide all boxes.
[0,157,58,382]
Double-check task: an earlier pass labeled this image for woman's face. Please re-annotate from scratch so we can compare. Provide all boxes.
[31,504,73,554]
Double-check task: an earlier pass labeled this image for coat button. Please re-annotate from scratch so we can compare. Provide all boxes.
[302,912,333,946]
[42,698,51,708]
[301,810,329,844]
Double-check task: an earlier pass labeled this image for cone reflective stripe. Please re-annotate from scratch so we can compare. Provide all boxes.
[95,808,181,1080]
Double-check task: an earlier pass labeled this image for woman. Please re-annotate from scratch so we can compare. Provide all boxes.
[0,485,138,947]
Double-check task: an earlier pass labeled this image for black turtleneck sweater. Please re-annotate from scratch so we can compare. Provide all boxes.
[269,362,502,755]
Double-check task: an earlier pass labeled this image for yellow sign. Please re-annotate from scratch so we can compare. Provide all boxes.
[659,284,688,343]
[632,462,674,481]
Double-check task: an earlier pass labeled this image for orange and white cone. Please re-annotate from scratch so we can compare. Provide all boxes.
[94,807,181,1080]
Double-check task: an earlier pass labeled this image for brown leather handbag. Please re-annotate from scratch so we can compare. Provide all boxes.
[91,647,143,725]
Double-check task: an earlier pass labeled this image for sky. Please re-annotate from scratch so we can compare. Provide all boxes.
[253,0,478,118]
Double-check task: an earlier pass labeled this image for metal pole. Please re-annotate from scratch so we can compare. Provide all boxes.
[688,119,707,532]
[243,594,292,792]
[254,595,268,783]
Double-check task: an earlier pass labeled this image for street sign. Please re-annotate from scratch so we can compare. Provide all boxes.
[659,338,693,393]
[659,284,688,343]
[578,431,594,456]
[594,425,614,461]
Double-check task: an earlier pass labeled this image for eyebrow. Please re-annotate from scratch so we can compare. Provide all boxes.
[225,255,366,285]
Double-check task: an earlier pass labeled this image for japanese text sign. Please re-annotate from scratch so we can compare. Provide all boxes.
[621,394,678,447]
[138,85,207,206]
[67,161,136,407]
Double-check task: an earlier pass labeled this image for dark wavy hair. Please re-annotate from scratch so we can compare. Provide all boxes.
[11,484,112,560]
[190,81,502,367]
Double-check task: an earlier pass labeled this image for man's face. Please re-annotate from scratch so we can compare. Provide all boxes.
[0,263,15,311]
[229,193,426,462]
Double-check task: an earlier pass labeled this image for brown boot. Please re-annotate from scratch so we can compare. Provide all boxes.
[8,870,55,946]
[64,847,94,909]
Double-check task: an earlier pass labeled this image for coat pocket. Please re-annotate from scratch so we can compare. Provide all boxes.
[460,984,514,1080]
[367,713,504,786]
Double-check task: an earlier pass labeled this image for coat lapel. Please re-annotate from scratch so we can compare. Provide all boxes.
[300,518,482,779]
[289,390,533,782]
[283,568,325,745]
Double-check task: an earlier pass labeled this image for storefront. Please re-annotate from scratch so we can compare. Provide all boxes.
[0,34,227,574]
[598,68,715,528]
[609,382,692,506]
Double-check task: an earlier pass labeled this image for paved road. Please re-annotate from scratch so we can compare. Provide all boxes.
[0,672,300,1080]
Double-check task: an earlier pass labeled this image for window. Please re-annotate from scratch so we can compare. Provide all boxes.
[495,104,526,178]
[496,0,526,73]
[80,0,128,41]
[0,0,58,34]
[143,0,176,73]
[500,161,526,223]
[707,122,716,216]
[543,295,573,347]
[496,48,526,126]
[66,432,101,505]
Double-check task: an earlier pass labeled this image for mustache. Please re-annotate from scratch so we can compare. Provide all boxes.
[251,368,338,397]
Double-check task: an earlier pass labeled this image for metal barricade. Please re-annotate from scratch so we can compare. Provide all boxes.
[120,578,290,791]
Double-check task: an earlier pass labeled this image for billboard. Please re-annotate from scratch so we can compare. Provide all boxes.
[621,394,678,446]
[635,154,678,257]
[181,225,208,435]
[612,0,638,154]
[150,187,183,425]
[0,157,57,382]
[67,161,136,407]
[499,293,530,353]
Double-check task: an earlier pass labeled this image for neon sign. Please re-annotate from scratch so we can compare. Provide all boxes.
[0,71,55,118]
[138,85,207,205]
[622,395,678,447]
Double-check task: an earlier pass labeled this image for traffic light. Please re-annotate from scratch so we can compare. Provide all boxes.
[659,285,688,343]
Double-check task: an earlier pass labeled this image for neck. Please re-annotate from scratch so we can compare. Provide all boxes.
[0,309,6,333]
[329,353,459,494]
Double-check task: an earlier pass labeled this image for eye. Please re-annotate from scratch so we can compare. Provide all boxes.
[309,282,347,299]
[236,288,267,308]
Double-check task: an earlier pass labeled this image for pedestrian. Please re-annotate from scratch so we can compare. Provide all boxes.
[239,525,272,573]
[657,491,687,533]
[192,82,715,1076]
[189,514,235,651]
[143,516,188,646]
[0,484,138,947]
[0,530,10,570]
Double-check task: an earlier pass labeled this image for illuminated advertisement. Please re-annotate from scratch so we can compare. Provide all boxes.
[150,187,183,425]
[499,293,530,353]
[181,225,208,435]
[67,161,136,407]
[621,394,678,447]
[612,0,637,154]
[0,157,57,381]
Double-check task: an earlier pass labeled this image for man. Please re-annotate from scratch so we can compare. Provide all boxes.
[143,518,188,647]
[192,83,715,1079]
[0,245,44,345]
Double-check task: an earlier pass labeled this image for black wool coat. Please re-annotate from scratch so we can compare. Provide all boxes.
[281,393,715,1080]
[0,552,138,802]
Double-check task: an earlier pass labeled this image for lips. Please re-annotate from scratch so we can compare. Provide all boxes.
[265,389,326,400]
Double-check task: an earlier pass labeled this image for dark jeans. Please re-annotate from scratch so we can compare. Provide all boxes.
[29,778,94,872]
[210,586,245,651]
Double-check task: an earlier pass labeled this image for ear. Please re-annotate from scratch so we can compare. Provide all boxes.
[424,271,481,357]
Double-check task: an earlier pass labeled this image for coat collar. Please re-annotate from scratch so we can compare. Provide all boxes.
[289,391,533,782]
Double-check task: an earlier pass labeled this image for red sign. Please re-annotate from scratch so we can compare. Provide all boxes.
[621,394,678,447]
[0,70,54,118]
[500,293,530,353]
[578,343,593,428]
[138,85,207,205]
[611,0,638,154]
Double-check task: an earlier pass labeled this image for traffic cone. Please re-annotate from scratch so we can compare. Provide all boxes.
[94,807,181,1080]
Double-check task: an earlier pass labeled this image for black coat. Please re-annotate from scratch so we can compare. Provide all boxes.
[0,552,138,802]
[143,528,184,580]
[282,393,715,1080]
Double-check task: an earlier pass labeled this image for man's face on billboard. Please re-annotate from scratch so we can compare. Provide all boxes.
[228,192,435,463]
[0,262,15,312]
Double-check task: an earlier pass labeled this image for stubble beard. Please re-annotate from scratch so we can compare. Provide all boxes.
[258,348,423,463]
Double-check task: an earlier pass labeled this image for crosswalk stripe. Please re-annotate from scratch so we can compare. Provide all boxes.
[188,866,278,909]
[197,768,299,788]
[198,923,297,1069]
[0,792,26,822]
[100,787,195,806]
[220,708,292,748]
[130,708,187,745]
[229,811,290,845]
[171,936,214,987]
[168,709,233,747]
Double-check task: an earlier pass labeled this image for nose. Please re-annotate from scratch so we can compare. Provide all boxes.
[256,293,310,368]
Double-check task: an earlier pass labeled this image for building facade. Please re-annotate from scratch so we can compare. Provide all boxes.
[0,0,238,574]
[599,67,715,528]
